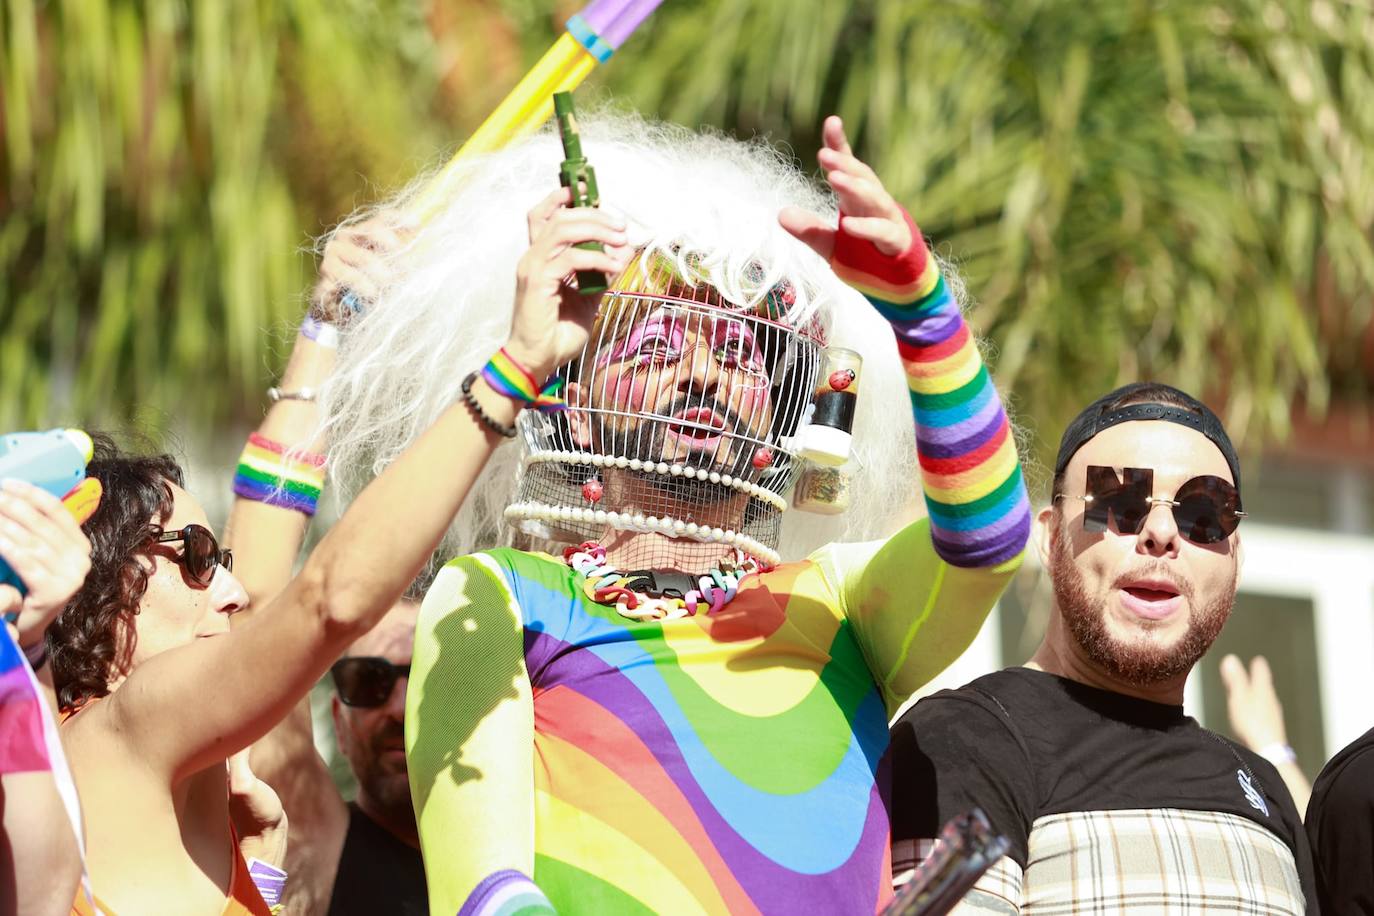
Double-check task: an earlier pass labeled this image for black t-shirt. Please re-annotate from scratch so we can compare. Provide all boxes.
[889,667,1318,913]
[1306,725,1374,914]
[327,802,428,916]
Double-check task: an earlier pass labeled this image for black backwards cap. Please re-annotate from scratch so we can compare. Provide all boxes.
[1054,382,1242,493]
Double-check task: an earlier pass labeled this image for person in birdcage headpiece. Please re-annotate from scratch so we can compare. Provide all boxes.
[506,243,830,573]
[317,104,1031,914]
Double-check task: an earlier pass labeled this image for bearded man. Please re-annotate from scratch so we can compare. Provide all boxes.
[319,109,1030,914]
[888,382,1319,914]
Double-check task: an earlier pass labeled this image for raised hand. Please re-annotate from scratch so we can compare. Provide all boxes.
[0,478,92,647]
[310,214,415,325]
[1220,654,1292,752]
[779,115,913,261]
[505,187,634,378]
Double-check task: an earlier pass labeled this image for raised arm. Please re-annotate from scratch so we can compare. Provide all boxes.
[224,217,403,913]
[106,188,633,784]
[782,117,1031,708]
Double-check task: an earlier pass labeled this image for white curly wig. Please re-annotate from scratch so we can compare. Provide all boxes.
[318,108,958,571]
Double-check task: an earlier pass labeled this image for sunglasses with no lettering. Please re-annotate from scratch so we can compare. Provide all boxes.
[331,656,411,708]
[156,524,233,588]
[1056,465,1245,545]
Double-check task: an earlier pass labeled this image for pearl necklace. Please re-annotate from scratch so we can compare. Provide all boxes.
[562,541,770,622]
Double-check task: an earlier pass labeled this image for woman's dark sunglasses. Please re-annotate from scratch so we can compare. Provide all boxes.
[1058,465,1246,545]
[156,524,233,588]
[331,656,411,708]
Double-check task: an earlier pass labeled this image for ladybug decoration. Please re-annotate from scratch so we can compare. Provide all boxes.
[751,447,775,470]
[582,478,604,504]
[764,281,797,318]
[828,369,856,392]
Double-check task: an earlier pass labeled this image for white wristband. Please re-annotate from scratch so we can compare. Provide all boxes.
[1256,742,1298,766]
[300,315,340,349]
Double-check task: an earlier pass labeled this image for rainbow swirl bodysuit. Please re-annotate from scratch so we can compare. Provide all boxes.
[407,210,1031,915]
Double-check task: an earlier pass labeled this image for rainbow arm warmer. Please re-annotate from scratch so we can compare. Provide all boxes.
[829,209,1031,569]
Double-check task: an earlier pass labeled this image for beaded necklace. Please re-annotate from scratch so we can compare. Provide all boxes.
[562,540,771,622]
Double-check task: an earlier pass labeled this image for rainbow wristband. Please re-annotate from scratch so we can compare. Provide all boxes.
[481,348,566,412]
[233,433,327,515]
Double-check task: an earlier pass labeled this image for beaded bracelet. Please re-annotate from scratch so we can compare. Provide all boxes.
[461,373,518,439]
[481,348,566,411]
[233,433,327,515]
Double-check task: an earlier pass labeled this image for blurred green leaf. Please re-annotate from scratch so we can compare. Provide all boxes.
[0,0,1369,466]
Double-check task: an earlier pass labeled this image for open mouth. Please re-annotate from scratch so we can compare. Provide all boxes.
[1118,578,1183,620]
[667,407,727,443]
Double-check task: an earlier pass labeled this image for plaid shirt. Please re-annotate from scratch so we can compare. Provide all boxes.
[897,808,1307,914]
[889,669,1318,915]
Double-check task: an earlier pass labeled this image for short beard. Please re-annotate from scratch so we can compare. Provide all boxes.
[360,765,414,825]
[1049,521,1236,687]
[352,727,416,829]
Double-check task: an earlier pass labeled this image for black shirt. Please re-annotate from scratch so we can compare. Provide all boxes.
[889,667,1318,913]
[1306,726,1374,914]
[327,802,428,916]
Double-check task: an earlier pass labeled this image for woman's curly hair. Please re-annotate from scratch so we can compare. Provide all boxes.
[47,433,182,712]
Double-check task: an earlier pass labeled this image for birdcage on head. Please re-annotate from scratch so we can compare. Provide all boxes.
[505,247,826,566]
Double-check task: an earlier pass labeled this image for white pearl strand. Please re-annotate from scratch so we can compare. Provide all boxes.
[503,501,782,568]
[521,449,789,512]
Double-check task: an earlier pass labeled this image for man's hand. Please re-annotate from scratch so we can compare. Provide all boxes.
[0,478,92,648]
[505,187,634,379]
[779,115,913,260]
[311,215,415,325]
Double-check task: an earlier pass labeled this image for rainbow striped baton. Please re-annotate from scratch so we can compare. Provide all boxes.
[416,0,662,218]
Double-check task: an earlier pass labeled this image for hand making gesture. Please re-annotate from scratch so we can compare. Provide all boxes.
[779,115,914,261]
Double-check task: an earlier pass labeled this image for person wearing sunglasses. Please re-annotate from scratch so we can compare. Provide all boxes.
[214,216,431,916]
[247,603,427,916]
[888,382,1318,914]
[324,618,427,908]
[39,238,595,916]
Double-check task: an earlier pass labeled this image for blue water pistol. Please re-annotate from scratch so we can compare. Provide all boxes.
[0,429,102,612]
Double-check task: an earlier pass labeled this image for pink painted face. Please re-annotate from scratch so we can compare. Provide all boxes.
[572,306,777,474]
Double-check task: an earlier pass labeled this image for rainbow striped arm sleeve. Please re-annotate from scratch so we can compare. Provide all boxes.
[829,209,1030,568]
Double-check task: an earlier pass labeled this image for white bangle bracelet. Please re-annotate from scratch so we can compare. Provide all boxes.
[1255,742,1298,766]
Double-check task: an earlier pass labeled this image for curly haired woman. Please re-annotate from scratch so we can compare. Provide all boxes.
[42,178,628,913]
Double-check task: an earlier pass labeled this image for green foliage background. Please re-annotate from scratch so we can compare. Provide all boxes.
[3,0,1372,456]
